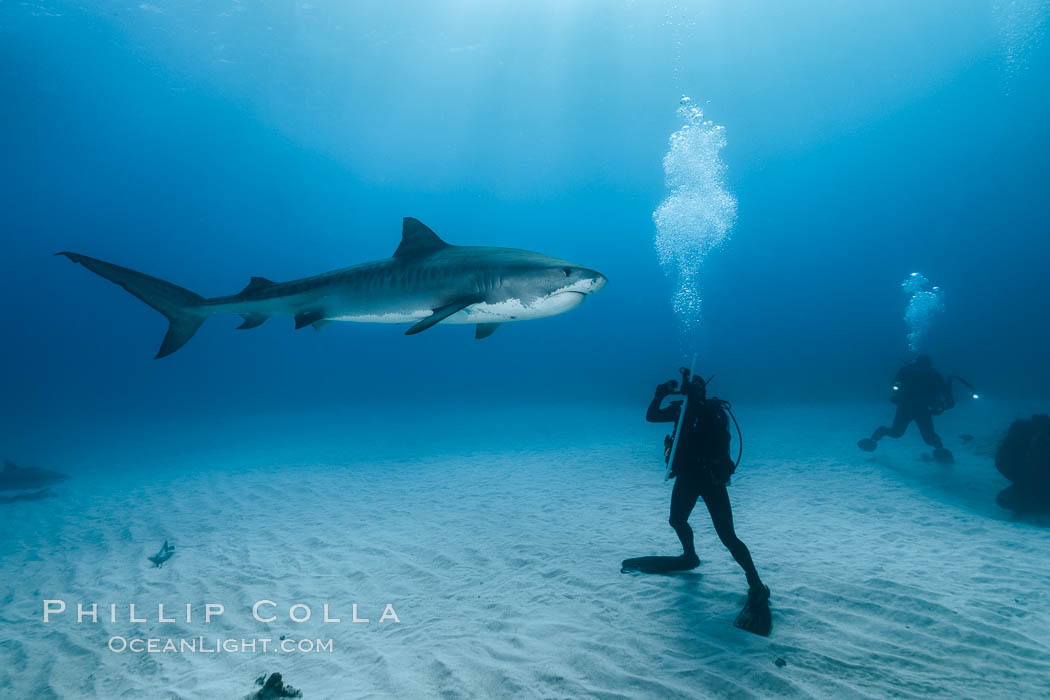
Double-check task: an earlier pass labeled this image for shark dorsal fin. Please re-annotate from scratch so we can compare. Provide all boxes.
[239,277,275,295]
[3,459,15,472]
[394,218,449,258]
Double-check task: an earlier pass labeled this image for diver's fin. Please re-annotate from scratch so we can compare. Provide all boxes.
[621,554,700,574]
[3,459,15,472]
[238,276,276,295]
[406,297,477,335]
[393,218,450,258]
[56,252,207,359]
[734,586,772,637]
[312,320,332,332]
[294,310,325,330]
[475,322,501,339]
[237,314,267,330]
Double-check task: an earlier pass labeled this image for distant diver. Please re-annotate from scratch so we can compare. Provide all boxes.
[148,540,176,568]
[622,368,771,636]
[58,217,606,358]
[857,354,956,463]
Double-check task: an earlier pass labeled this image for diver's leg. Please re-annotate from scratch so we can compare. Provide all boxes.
[873,407,911,441]
[916,412,953,462]
[914,412,943,448]
[669,475,702,561]
[699,481,763,590]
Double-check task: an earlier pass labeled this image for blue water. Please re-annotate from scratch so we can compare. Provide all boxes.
[1,0,1048,454]
[4,4,1050,696]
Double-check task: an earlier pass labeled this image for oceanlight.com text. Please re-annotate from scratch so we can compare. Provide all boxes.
[107,636,334,654]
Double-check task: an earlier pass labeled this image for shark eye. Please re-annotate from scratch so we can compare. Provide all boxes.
[563,268,572,277]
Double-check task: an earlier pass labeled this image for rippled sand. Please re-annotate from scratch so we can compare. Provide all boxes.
[2,402,1048,698]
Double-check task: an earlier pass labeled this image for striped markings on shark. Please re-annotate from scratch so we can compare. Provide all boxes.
[58,218,607,358]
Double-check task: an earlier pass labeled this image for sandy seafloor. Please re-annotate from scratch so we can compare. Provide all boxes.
[2,400,1049,699]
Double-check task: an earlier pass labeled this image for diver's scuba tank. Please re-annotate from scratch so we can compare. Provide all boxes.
[659,359,744,482]
[664,359,697,480]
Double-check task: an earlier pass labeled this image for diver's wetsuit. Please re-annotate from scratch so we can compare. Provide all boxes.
[869,362,954,448]
[646,387,763,589]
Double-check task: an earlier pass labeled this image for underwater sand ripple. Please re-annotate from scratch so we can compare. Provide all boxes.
[1,403,1049,697]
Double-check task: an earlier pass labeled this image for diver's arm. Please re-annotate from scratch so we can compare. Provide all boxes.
[646,382,682,423]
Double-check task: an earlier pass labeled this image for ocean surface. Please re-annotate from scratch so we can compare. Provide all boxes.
[2,1,1049,698]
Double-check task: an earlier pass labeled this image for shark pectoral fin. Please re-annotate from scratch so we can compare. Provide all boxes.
[237,314,267,330]
[475,323,501,339]
[311,320,332,332]
[294,310,326,330]
[405,298,477,335]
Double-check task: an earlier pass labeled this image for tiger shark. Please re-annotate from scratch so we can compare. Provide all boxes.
[58,217,606,358]
[0,460,69,491]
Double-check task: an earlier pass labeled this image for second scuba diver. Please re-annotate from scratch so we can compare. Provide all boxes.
[858,354,955,463]
[622,368,771,636]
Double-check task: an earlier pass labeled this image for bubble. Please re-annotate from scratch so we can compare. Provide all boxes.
[902,273,945,353]
[652,97,737,351]
[992,0,1049,86]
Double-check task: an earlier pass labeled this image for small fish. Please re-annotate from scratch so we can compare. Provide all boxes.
[148,540,175,568]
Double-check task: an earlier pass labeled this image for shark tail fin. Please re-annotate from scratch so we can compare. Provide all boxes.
[57,252,207,359]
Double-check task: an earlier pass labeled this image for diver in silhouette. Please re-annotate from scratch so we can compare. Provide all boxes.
[858,354,955,463]
[623,370,770,635]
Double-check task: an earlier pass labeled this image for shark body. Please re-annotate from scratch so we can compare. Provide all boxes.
[59,218,606,358]
[0,460,69,491]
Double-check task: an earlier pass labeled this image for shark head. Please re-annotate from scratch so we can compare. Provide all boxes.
[492,253,607,319]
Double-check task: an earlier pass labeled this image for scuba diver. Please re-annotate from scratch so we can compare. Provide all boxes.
[858,354,955,463]
[622,368,771,636]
